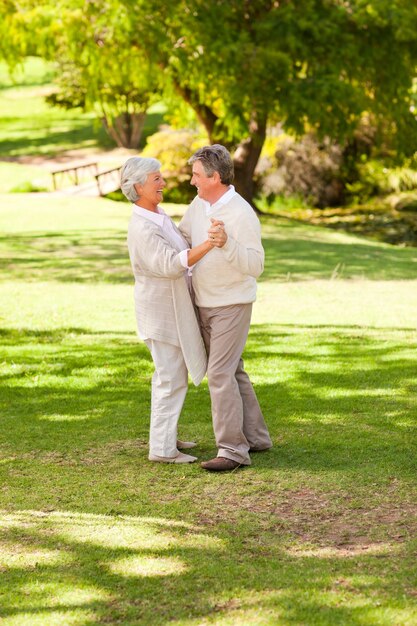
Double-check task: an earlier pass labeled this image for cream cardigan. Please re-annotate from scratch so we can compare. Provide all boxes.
[127,212,207,385]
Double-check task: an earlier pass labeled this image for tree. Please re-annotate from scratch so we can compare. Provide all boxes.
[1,0,417,201]
[46,48,158,149]
[0,0,160,149]
[49,3,163,149]
[121,0,417,202]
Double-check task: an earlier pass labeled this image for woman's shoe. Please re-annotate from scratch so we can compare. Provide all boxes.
[177,439,197,449]
[148,452,197,464]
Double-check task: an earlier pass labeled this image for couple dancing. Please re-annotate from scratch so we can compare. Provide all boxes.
[122,145,272,472]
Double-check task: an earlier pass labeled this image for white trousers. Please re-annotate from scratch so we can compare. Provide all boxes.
[144,339,188,457]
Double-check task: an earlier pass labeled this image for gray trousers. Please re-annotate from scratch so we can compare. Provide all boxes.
[198,303,272,465]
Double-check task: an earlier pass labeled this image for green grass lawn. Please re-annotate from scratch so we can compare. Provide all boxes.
[0,194,416,625]
[0,58,111,158]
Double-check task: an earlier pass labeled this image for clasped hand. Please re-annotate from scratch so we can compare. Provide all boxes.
[208,218,227,248]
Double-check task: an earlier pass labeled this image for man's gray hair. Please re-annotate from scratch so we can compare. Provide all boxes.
[120,156,161,203]
[188,144,234,185]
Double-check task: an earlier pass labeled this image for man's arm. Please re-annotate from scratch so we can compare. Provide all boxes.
[208,218,264,278]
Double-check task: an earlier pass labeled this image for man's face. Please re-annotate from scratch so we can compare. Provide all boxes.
[190,160,216,201]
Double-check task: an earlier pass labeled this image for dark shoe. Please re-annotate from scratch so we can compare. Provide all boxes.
[249,446,272,452]
[201,457,242,472]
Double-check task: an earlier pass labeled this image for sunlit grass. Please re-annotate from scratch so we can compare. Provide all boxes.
[0,84,109,157]
[0,59,110,158]
[0,194,416,625]
[0,162,53,192]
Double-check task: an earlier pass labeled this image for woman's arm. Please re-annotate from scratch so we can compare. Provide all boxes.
[187,239,214,266]
[187,218,225,266]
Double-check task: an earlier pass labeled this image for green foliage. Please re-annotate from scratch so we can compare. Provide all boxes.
[256,119,417,209]
[2,0,417,199]
[47,4,162,148]
[9,180,49,192]
[104,189,125,202]
[0,55,54,87]
[387,167,417,192]
[0,2,161,148]
[347,160,417,204]
[142,128,207,203]
[345,160,389,203]
[255,192,309,215]
[0,60,166,159]
[123,0,417,148]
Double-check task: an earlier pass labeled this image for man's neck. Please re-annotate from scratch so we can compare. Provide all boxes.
[206,185,229,206]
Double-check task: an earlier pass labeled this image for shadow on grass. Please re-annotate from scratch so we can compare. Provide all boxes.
[0,119,112,158]
[0,509,415,625]
[0,328,155,451]
[261,233,417,281]
[245,324,417,476]
[0,231,132,283]
[2,225,417,284]
[0,105,163,159]
[0,324,416,624]
[1,324,415,473]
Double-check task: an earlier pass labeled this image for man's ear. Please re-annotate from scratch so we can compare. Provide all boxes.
[212,171,221,184]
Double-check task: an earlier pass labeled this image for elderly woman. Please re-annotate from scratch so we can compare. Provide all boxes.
[121,156,217,464]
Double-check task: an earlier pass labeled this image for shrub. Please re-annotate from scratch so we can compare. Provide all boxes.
[105,190,125,202]
[346,161,417,204]
[10,181,49,193]
[387,168,417,193]
[255,133,344,208]
[255,192,308,214]
[256,127,417,208]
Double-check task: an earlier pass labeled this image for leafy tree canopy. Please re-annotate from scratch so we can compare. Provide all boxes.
[1,0,416,200]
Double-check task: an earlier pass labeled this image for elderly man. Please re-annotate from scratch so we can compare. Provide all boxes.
[179,144,272,471]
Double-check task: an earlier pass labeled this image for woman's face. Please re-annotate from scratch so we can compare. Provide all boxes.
[135,170,166,208]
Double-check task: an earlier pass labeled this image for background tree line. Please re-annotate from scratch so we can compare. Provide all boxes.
[1,0,417,204]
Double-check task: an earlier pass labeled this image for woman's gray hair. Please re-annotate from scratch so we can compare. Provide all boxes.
[188,144,234,185]
[120,156,161,203]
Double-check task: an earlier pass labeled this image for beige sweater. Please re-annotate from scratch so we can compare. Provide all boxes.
[179,193,264,307]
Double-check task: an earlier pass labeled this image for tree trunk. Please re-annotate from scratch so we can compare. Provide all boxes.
[170,82,267,206]
[129,112,146,148]
[232,116,267,206]
[102,112,146,149]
